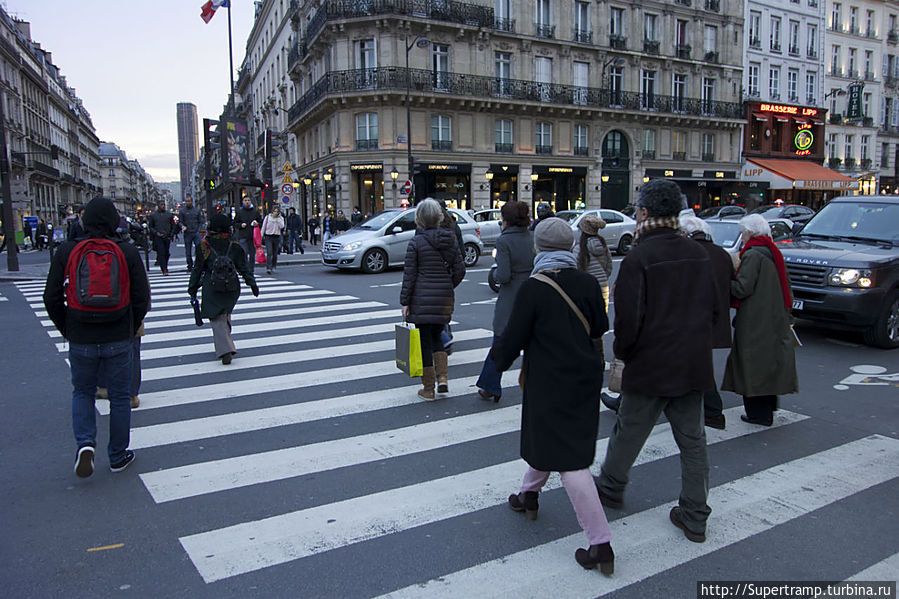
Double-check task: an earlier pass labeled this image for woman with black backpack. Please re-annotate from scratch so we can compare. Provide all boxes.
[188,213,259,364]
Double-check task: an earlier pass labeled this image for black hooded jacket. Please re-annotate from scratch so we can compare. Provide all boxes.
[43,198,150,344]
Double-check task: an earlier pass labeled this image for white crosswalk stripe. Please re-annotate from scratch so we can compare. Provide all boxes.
[15,274,899,593]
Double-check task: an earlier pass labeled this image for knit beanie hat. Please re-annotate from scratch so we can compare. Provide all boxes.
[534,217,574,251]
[577,214,607,236]
[208,212,232,233]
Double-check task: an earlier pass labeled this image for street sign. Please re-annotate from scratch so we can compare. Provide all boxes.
[281,173,293,184]
[401,180,412,195]
[397,134,408,144]
[281,183,294,195]
[280,161,293,173]
[281,196,291,204]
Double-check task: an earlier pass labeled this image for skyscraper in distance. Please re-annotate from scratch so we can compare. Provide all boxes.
[176,103,199,204]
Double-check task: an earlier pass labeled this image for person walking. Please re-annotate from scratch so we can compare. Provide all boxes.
[188,213,259,365]
[475,200,534,402]
[399,199,465,400]
[528,201,554,231]
[234,196,261,275]
[321,211,334,246]
[351,206,364,226]
[595,179,718,544]
[722,214,798,426]
[177,197,204,271]
[260,205,286,274]
[67,207,85,241]
[680,215,735,430]
[573,214,613,312]
[148,200,176,275]
[43,197,150,477]
[492,217,614,573]
[308,214,320,246]
[36,219,48,250]
[286,207,304,254]
[335,210,351,235]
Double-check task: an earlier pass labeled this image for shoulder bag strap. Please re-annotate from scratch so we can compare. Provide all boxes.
[532,273,591,337]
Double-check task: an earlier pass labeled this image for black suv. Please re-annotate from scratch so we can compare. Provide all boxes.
[779,195,898,348]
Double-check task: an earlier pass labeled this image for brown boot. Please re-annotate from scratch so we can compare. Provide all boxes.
[434,351,449,394]
[95,387,108,400]
[418,366,436,401]
[130,396,140,409]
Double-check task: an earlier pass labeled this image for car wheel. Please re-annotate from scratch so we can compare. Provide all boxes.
[463,243,480,267]
[863,289,899,349]
[617,235,633,255]
[487,267,499,293]
[361,248,387,274]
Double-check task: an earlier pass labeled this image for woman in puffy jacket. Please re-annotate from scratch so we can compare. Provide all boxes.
[573,214,613,312]
[400,199,465,400]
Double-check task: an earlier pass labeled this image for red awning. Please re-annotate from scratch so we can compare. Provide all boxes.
[774,116,790,122]
[752,112,768,121]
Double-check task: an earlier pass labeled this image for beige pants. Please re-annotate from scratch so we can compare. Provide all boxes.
[210,313,236,358]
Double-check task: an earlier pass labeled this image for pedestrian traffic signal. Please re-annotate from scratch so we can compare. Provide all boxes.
[205,179,216,191]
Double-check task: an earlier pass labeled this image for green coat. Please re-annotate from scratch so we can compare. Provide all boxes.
[187,235,256,319]
[722,246,798,397]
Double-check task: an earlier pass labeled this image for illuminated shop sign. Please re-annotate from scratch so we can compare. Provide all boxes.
[759,103,819,117]
[548,167,573,173]
[794,124,814,156]
[350,163,383,171]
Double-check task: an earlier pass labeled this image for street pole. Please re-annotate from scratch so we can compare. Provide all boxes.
[227,4,236,114]
[405,35,414,204]
[0,93,19,271]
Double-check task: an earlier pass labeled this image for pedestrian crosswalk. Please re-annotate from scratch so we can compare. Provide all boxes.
[13,273,899,595]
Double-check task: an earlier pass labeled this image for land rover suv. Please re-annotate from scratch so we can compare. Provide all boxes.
[779,195,899,348]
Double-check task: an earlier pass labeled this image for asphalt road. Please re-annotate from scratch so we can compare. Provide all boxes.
[1,242,897,599]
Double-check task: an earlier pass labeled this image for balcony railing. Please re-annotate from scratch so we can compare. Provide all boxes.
[749,38,761,49]
[861,158,872,169]
[890,30,899,43]
[673,152,687,161]
[864,70,876,81]
[573,29,592,44]
[535,144,553,155]
[644,40,660,54]
[609,35,627,50]
[494,17,515,32]
[862,116,874,127]
[286,67,744,125]
[642,150,656,159]
[574,146,588,156]
[676,44,691,59]
[702,153,715,162]
[495,142,513,153]
[830,113,843,124]
[770,42,781,52]
[807,48,817,59]
[830,67,844,77]
[356,138,379,150]
[865,29,878,39]
[431,139,452,151]
[704,51,719,63]
[828,157,842,168]
[844,157,856,168]
[705,0,719,12]
[536,24,555,38]
[788,45,800,56]
[674,0,691,6]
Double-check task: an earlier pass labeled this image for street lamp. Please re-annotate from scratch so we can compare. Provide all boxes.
[405,34,430,203]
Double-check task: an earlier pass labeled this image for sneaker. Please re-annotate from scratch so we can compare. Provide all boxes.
[130,396,140,409]
[74,445,94,478]
[669,506,706,543]
[110,450,135,473]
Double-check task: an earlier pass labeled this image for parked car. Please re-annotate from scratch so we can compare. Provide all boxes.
[556,209,637,254]
[779,195,899,348]
[706,217,795,268]
[749,203,816,225]
[472,209,502,246]
[320,208,483,273]
[697,205,747,219]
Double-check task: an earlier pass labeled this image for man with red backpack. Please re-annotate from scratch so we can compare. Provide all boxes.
[43,197,150,478]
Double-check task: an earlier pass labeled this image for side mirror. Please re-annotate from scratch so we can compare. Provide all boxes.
[391,226,403,234]
[791,223,804,235]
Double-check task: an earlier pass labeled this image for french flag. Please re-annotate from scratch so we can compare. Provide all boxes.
[200,0,229,24]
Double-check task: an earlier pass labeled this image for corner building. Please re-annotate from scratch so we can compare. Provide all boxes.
[284,0,745,214]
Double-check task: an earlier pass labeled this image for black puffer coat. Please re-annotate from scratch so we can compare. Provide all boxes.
[400,227,465,325]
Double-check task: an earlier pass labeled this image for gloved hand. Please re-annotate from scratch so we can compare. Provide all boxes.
[251,285,259,297]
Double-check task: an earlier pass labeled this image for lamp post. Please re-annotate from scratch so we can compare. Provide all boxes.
[390,168,399,205]
[405,35,430,203]
[484,168,494,207]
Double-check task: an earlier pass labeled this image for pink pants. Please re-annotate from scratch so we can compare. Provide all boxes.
[520,466,612,546]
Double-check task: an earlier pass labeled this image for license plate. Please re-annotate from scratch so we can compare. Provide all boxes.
[792,299,804,310]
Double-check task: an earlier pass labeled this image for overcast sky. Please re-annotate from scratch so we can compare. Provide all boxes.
[7,0,256,182]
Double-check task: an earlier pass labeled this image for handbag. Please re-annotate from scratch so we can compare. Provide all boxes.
[395,323,423,377]
[255,247,266,264]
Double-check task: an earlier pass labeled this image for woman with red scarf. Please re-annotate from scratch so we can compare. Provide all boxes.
[722,214,798,426]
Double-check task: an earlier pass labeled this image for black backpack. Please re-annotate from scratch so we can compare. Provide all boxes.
[208,241,240,293]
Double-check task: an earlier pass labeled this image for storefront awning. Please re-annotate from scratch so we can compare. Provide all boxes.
[752,113,768,121]
[741,158,859,191]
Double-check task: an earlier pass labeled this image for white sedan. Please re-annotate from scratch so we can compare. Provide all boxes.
[556,209,637,254]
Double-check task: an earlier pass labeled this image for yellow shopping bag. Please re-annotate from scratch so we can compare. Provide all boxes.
[395,323,423,377]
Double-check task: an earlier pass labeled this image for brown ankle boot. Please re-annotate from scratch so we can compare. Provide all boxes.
[433,351,449,393]
[418,366,436,400]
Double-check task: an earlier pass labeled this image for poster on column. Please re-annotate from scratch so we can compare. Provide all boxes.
[221,118,249,184]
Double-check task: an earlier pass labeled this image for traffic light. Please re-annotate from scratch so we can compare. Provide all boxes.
[261,182,269,201]
[203,119,221,152]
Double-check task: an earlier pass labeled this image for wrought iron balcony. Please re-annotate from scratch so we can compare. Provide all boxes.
[702,153,715,162]
[535,144,553,155]
[286,67,744,125]
[536,24,555,39]
[864,70,876,81]
[642,150,656,160]
[495,142,513,153]
[673,152,687,161]
[788,45,800,56]
[573,29,592,44]
[574,146,588,156]
[644,40,660,54]
[844,157,856,168]
[807,48,817,59]
[494,17,515,32]
[865,28,878,39]
[609,35,627,50]
[356,138,379,150]
[749,38,761,49]
[431,139,452,151]
[861,158,872,169]
[676,44,691,59]
[770,42,781,53]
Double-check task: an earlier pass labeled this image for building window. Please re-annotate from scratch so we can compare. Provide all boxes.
[574,1,590,39]
[672,131,686,159]
[866,10,875,36]
[109,169,114,176]
[641,69,657,109]
[882,142,890,168]
[431,114,452,150]
[536,57,552,101]
[644,13,658,42]
[495,52,512,95]
[828,133,838,159]
[789,21,800,54]
[676,19,689,48]
[574,124,588,155]
[495,118,513,152]
[806,72,816,104]
[849,6,858,33]
[610,7,625,38]
[749,11,761,46]
[643,129,656,159]
[864,51,873,79]
[609,66,624,104]
[748,63,760,96]
[863,93,871,117]
[355,112,378,149]
[831,45,841,75]
[702,133,715,161]
[787,70,798,101]
[861,135,870,160]
[769,66,780,99]
[673,73,687,111]
[844,134,854,162]
[702,77,715,113]
[536,121,552,154]
[704,25,718,57]
[573,61,589,104]
[807,24,817,57]
[848,48,857,77]
[536,0,553,37]
[495,0,511,28]
[770,17,781,51]
[432,44,449,90]
[831,3,842,29]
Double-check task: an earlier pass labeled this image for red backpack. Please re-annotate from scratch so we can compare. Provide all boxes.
[65,238,131,322]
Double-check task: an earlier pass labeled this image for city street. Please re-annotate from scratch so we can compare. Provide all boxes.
[1,244,898,598]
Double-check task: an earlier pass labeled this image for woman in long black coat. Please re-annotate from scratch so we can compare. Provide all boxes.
[493,217,614,574]
[399,199,465,400]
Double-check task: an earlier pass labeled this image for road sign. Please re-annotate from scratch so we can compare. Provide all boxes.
[401,180,412,195]
[281,173,293,184]
[281,183,294,195]
[280,161,293,173]
[281,196,291,204]
[397,134,408,144]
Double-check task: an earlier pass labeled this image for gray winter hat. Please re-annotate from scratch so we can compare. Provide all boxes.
[534,216,574,252]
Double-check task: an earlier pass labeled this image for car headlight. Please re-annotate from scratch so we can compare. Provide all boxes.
[491,248,497,258]
[828,268,874,288]
[342,241,363,251]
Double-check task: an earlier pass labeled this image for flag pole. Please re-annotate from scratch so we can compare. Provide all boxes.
[227,2,235,114]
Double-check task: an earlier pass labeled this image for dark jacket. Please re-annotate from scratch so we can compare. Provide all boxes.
[177,205,204,234]
[43,199,150,344]
[351,210,364,225]
[694,235,734,349]
[335,216,351,232]
[399,227,465,325]
[493,269,608,471]
[287,213,302,232]
[722,245,798,396]
[67,217,84,241]
[492,225,535,335]
[148,209,176,239]
[187,234,257,319]
[234,205,261,241]
[613,227,717,397]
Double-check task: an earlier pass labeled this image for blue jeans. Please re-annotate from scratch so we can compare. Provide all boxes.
[288,230,303,253]
[183,231,198,269]
[70,339,133,464]
[475,335,503,397]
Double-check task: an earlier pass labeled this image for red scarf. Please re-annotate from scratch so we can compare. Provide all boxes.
[733,236,792,311]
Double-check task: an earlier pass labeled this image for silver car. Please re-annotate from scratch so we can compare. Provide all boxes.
[557,209,637,254]
[472,209,503,246]
[320,208,483,273]
[706,217,795,269]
